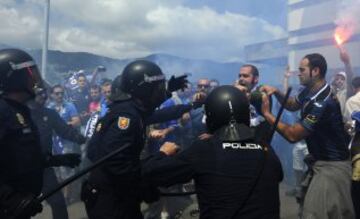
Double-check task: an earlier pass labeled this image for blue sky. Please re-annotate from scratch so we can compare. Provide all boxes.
[0,0,288,61]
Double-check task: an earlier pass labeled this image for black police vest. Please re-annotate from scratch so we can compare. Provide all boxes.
[0,99,44,195]
[87,100,146,163]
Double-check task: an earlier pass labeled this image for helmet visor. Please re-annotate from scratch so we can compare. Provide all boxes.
[26,65,44,96]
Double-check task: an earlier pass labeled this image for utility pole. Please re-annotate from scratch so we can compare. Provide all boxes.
[41,0,50,80]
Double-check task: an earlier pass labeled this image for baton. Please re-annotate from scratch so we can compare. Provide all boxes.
[37,143,130,202]
[269,86,292,141]
[160,191,196,197]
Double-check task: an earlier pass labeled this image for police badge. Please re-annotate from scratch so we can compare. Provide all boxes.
[118,117,130,130]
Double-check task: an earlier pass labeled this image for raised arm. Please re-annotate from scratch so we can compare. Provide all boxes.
[339,48,354,98]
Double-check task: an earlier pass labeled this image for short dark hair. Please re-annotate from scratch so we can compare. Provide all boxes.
[51,84,63,93]
[242,64,259,78]
[352,76,360,89]
[77,73,86,79]
[303,53,327,78]
[90,84,101,92]
[101,78,112,86]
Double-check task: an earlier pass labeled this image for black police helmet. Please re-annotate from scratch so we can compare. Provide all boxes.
[0,49,42,98]
[205,85,250,133]
[111,60,167,111]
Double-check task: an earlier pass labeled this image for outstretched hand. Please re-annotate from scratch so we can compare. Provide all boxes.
[259,85,278,96]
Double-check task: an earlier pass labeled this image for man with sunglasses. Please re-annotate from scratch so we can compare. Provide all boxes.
[189,79,210,140]
[49,85,81,129]
[260,53,354,218]
[48,84,82,204]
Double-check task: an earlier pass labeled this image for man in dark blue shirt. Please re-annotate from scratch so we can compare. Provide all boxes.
[260,53,354,218]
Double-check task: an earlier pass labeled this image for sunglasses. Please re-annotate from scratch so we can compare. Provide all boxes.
[197,84,210,88]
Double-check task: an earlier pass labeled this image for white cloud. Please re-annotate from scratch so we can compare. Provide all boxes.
[0,0,287,61]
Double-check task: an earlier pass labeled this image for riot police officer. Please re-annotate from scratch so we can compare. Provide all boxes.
[0,49,44,219]
[142,85,283,219]
[83,60,187,219]
[29,87,85,219]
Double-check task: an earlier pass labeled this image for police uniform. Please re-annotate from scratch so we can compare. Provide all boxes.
[0,98,45,217]
[85,99,147,219]
[0,48,47,218]
[295,83,354,218]
[31,106,85,219]
[31,107,86,156]
[143,85,283,219]
[83,60,189,219]
[142,125,283,219]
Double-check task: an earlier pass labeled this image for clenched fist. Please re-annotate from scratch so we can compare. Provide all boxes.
[160,142,179,156]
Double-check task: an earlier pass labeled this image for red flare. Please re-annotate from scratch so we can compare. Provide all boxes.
[334,22,355,46]
[334,32,344,46]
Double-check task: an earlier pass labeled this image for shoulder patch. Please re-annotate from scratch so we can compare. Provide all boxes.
[118,117,130,130]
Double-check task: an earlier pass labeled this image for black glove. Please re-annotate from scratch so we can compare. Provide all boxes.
[303,154,316,168]
[48,153,81,168]
[76,135,87,145]
[167,75,188,92]
[2,192,42,218]
[140,183,160,204]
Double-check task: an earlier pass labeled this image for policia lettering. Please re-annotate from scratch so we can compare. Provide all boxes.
[142,86,282,219]
[222,142,262,150]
